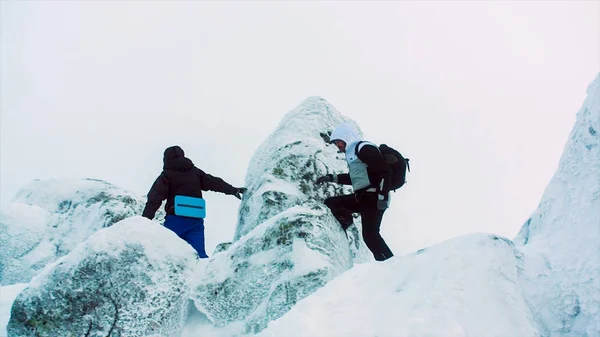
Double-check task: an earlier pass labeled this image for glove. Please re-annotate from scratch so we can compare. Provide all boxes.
[233,187,247,200]
[316,174,334,184]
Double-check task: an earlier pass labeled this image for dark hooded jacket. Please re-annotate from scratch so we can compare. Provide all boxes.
[142,146,238,219]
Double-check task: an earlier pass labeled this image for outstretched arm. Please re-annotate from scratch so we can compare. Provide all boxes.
[142,172,168,219]
[197,168,244,198]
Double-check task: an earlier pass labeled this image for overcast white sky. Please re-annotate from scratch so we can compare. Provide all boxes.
[1,1,599,255]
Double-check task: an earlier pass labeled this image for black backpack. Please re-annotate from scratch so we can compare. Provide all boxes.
[355,142,410,191]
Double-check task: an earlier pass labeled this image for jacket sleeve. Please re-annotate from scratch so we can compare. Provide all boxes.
[197,168,238,195]
[142,172,169,219]
[357,144,389,192]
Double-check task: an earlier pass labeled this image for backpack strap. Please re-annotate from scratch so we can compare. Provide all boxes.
[354,141,379,158]
[354,141,386,193]
[354,141,364,157]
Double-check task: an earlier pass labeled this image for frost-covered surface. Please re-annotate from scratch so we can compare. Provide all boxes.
[4,84,598,337]
[190,97,372,335]
[257,233,541,337]
[236,96,371,262]
[0,283,27,337]
[235,96,368,259]
[514,74,600,336]
[0,178,155,285]
[192,205,354,335]
[6,216,198,337]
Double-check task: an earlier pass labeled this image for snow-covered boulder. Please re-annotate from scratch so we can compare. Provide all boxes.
[192,204,353,335]
[6,216,197,337]
[257,233,542,337]
[0,178,150,285]
[235,96,370,261]
[191,97,371,334]
[514,74,600,336]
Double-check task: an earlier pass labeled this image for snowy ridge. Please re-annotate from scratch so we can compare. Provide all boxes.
[515,73,600,336]
[258,234,541,337]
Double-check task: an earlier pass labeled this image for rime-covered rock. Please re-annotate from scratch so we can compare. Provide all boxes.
[191,97,371,335]
[514,74,600,336]
[0,178,160,285]
[7,216,197,337]
[235,96,370,261]
[193,204,353,335]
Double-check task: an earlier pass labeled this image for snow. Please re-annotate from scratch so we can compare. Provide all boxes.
[1,77,599,336]
[74,216,196,263]
[257,234,541,337]
[190,201,356,334]
[0,203,50,279]
[25,216,198,290]
[288,240,331,278]
[0,178,146,285]
[514,73,600,336]
[0,283,27,337]
[7,216,199,336]
[235,96,361,241]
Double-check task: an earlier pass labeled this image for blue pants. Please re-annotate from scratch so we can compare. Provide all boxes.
[164,215,208,258]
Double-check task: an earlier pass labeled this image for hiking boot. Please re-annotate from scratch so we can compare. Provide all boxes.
[336,215,353,231]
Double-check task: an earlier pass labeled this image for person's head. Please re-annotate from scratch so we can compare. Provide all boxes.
[332,139,346,152]
[329,122,362,153]
[163,145,185,164]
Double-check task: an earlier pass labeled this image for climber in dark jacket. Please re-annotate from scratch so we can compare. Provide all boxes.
[142,145,246,258]
[316,122,394,261]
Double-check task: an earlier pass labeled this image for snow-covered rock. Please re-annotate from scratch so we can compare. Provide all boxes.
[4,77,596,337]
[0,178,150,285]
[235,96,370,261]
[6,216,197,337]
[190,97,372,334]
[514,74,600,336]
[192,204,353,335]
[257,233,542,337]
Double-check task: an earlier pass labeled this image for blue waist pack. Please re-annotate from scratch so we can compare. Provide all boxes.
[174,195,206,219]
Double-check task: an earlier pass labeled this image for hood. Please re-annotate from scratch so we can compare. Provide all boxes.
[163,157,194,171]
[330,122,362,147]
[162,146,194,171]
[163,146,185,165]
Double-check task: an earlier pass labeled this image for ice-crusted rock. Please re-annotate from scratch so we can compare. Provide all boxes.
[0,178,154,285]
[7,216,197,337]
[514,73,600,336]
[191,97,371,335]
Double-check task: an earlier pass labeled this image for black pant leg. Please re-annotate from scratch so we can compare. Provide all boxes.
[359,195,394,261]
[324,194,360,230]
